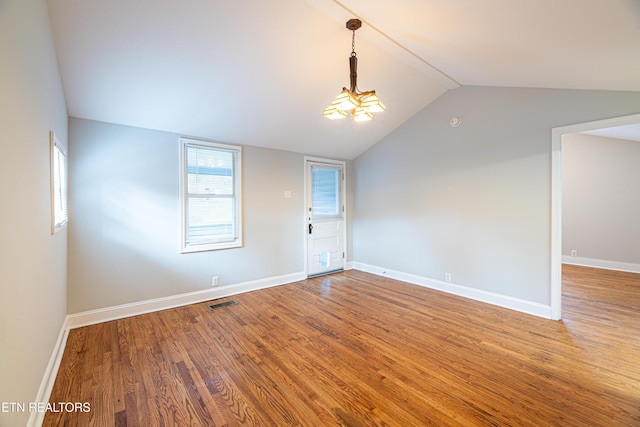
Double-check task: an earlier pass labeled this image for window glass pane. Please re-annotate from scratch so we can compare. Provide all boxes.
[186,197,236,244]
[186,146,234,195]
[312,166,341,219]
[180,139,242,252]
[53,145,68,227]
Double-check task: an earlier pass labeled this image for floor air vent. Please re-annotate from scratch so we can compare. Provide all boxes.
[208,300,238,310]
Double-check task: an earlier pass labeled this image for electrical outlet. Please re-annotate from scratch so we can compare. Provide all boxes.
[571,250,578,257]
[445,273,452,283]
[212,276,219,287]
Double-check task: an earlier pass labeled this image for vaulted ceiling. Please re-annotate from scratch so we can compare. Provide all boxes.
[47,0,640,159]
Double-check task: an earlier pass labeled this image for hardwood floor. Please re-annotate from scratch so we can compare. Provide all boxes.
[44,266,640,426]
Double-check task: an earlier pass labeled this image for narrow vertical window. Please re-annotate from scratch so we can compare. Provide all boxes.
[50,131,68,233]
[179,138,242,252]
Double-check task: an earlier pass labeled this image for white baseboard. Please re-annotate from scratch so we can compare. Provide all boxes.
[352,262,552,319]
[27,318,70,427]
[66,271,306,329]
[562,256,640,274]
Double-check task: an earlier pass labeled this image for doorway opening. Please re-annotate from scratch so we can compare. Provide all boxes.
[550,113,640,320]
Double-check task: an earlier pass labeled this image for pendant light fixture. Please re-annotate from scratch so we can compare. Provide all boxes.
[323,19,386,122]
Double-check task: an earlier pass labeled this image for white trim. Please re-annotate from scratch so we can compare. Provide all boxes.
[66,272,306,329]
[27,318,70,427]
[550,126,563,321]
[551,113,640,320]
[353,262,552,319]
[303,156,348,277]
[179,137,243,253]
[562,256,640,274]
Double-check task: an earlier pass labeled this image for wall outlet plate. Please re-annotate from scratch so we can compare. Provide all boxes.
[212,276,219,287]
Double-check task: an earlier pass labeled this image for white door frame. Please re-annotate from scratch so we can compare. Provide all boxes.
[304,156,347,277]
[550,112,640,320]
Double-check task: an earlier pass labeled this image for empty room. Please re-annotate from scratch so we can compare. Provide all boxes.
[1,0,640,426]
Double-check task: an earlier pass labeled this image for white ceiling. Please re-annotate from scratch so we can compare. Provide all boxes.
[47,0,640,159]
[582,124,640,142]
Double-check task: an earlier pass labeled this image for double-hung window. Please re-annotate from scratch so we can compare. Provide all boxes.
[179,138,242,252]
[50,131,68,233]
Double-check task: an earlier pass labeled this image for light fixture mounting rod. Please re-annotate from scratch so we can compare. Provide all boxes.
[349,55,358,93]
[346,19,361,93]
[346,19,361,31]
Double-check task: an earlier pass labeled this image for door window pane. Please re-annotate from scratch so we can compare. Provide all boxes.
[312,166,342,220]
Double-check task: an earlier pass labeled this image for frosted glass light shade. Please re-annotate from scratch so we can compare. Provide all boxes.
[352,107,373,122]
[323,106,348,120]
[331,89,359,111]
[360,92,386,113]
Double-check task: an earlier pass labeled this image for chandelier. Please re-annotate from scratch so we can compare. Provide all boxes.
[323,19,386,122]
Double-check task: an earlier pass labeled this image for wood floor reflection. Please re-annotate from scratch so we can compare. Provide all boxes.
[44,266,640,426]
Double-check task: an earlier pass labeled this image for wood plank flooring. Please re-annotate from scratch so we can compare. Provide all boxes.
[44,266,640,426]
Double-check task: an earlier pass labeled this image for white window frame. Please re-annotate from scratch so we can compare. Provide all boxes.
[50,131,68,234]
[179,138,242,253]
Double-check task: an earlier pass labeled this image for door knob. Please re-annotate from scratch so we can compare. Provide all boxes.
[308,223,313,234]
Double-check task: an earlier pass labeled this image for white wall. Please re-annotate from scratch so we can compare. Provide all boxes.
[0,0,68,425]
[352,86,640,308]
[68,118,352,313]
[562,133,640,268]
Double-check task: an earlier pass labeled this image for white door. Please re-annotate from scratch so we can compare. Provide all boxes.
[306,160,345,277]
